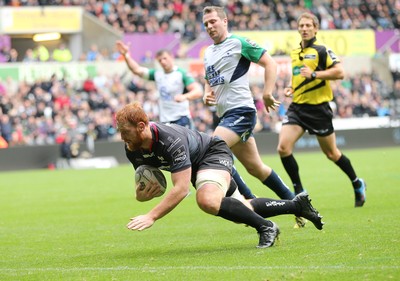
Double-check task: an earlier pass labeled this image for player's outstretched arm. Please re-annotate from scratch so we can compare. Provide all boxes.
[115,40,147,78]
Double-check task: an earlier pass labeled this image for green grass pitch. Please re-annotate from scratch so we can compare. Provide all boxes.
[1,146,399,280]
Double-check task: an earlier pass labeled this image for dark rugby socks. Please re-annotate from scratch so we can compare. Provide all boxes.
[263,170,295,200]
[232,166,256,199]
[217,197,273,230]
[281,154,304,194]
[250,198,298,218]
[334,154,360,188]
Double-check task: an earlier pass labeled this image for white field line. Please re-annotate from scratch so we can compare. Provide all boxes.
[0,265,399,272]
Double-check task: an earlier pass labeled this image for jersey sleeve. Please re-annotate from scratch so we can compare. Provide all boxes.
[235,35,266,63]
[147,68,156,81]
[326,48,340,68]
[177,67,195,87]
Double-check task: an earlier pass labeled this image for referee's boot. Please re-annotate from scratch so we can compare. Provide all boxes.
[354,178,367,207]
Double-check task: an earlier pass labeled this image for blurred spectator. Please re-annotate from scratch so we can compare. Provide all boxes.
[22,48,37,63]
[110,45,124,61]
[52,43,72,62]
[0,114,13,143]
[86,44,101,61]
[6,48,18,62]
[33,44,50,62]
[60,134,80,162]
[140,50,153,64]
[0,79,6,96]
[0,136,8,148]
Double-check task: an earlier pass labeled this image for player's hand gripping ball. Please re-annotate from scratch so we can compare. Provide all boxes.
[135,165,167,196]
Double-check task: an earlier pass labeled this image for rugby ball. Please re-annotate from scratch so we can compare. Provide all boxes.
[135,165,167,195]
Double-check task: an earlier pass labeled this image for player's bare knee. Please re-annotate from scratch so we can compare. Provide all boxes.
[196,190,221,214]
[325,150,340,161]
[277,145,284,155]
[196,171,229,214]
[277,144,290,156]
[197,197,220,215]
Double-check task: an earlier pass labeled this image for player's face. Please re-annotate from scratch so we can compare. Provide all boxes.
[156,53,173,73]
[298,18,317,41]
[119,125,144,151]
[203,11,228,44]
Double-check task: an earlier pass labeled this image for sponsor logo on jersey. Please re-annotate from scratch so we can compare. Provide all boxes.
[159,165,170,171]
[293,66,302,76]
[206,65,225,86]
[143,152,155,158]
[304,54,316,60]
[159,86,172,101]
[172,145,187,164]
[167,137,181,152]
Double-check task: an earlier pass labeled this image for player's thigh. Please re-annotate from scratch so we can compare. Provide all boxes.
[213,125,241,147]
[231,137,271,178]
[317,133,341,160]
[277,124,304,153]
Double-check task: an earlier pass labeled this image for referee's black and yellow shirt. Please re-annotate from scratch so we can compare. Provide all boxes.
[290,37,340,105]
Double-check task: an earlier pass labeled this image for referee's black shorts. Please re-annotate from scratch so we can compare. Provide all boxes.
[282,102,334,136]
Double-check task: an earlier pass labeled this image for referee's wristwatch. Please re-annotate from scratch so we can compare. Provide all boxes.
[311,71,317,80]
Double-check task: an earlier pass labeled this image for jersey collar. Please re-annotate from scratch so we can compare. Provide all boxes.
[300,37,317,49]
[149,122,159,152]
[164,65,178,74]
[214,33,231,45]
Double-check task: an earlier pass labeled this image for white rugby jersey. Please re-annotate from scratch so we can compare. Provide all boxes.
[204,34,266,117]
[144,66,195,123]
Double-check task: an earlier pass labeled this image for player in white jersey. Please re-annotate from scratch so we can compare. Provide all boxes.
[116,41,203,129]
[202,6,301,223]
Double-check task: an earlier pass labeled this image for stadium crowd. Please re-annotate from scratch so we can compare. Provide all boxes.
[1,0,400,61]
[3,0,400,42]
[0,0,399,148]
[0,68,396,148]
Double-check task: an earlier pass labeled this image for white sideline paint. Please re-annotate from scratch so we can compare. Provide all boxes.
[1,265,398,272]
[56,156,119,170]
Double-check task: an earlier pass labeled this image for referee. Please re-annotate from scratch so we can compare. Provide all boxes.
[277,12,366,209]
